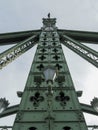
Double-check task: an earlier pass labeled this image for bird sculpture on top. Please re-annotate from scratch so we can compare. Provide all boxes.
[48,13,50,18]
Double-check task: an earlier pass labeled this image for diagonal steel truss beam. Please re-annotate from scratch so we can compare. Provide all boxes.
[58,29,98,43]
[81,103,98,116]
[0,104,19,118]
[60,34,98,68]
[0,35,39,69]
[0,30,41,45]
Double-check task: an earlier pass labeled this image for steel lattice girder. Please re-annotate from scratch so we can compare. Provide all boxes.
[61,34,98,68]
[0,34,39,69]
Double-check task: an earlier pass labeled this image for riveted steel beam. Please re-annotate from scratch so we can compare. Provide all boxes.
[61,34,98,68]
[81,103,98,116]
[0,34,39,69]
[0,103,98,119]
[58,29,98,43]
[0,30,41,45]
[0,104,19,118]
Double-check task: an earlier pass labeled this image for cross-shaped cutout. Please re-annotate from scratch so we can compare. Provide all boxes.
[37,64,44,71]
[53,48,58,52]
[53,42,56,45]
[39,55,46,60]
[41,48,46,53]
[53,55,60,60]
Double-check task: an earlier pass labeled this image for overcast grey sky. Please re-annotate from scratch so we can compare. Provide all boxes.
[0,0,98,128]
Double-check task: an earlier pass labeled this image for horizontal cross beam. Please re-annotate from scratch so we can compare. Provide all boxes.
[58,29,98,43]
[0,30,40,45]
[0,103,98,118]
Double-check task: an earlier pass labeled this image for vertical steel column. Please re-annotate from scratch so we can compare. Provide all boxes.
[12,17,88,130]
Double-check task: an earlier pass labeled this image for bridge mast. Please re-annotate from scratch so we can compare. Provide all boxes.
[12,15,88,130]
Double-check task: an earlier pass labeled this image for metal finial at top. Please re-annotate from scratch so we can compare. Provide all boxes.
[48,13,50,18]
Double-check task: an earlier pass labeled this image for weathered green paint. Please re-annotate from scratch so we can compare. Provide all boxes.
[61,34,98,68]
[1,103,98,119]
[0,35,39,69]
[12,17,88,130]
[58,29,98,43]
[81,103,98,116]
[0,105,19,118]
[1,28,98,45]
[0,30,40,45]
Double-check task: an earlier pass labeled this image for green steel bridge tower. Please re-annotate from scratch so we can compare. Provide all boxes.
[0,15,98,130]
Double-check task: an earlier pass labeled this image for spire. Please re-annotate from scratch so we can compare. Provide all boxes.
[42,14,56,30]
